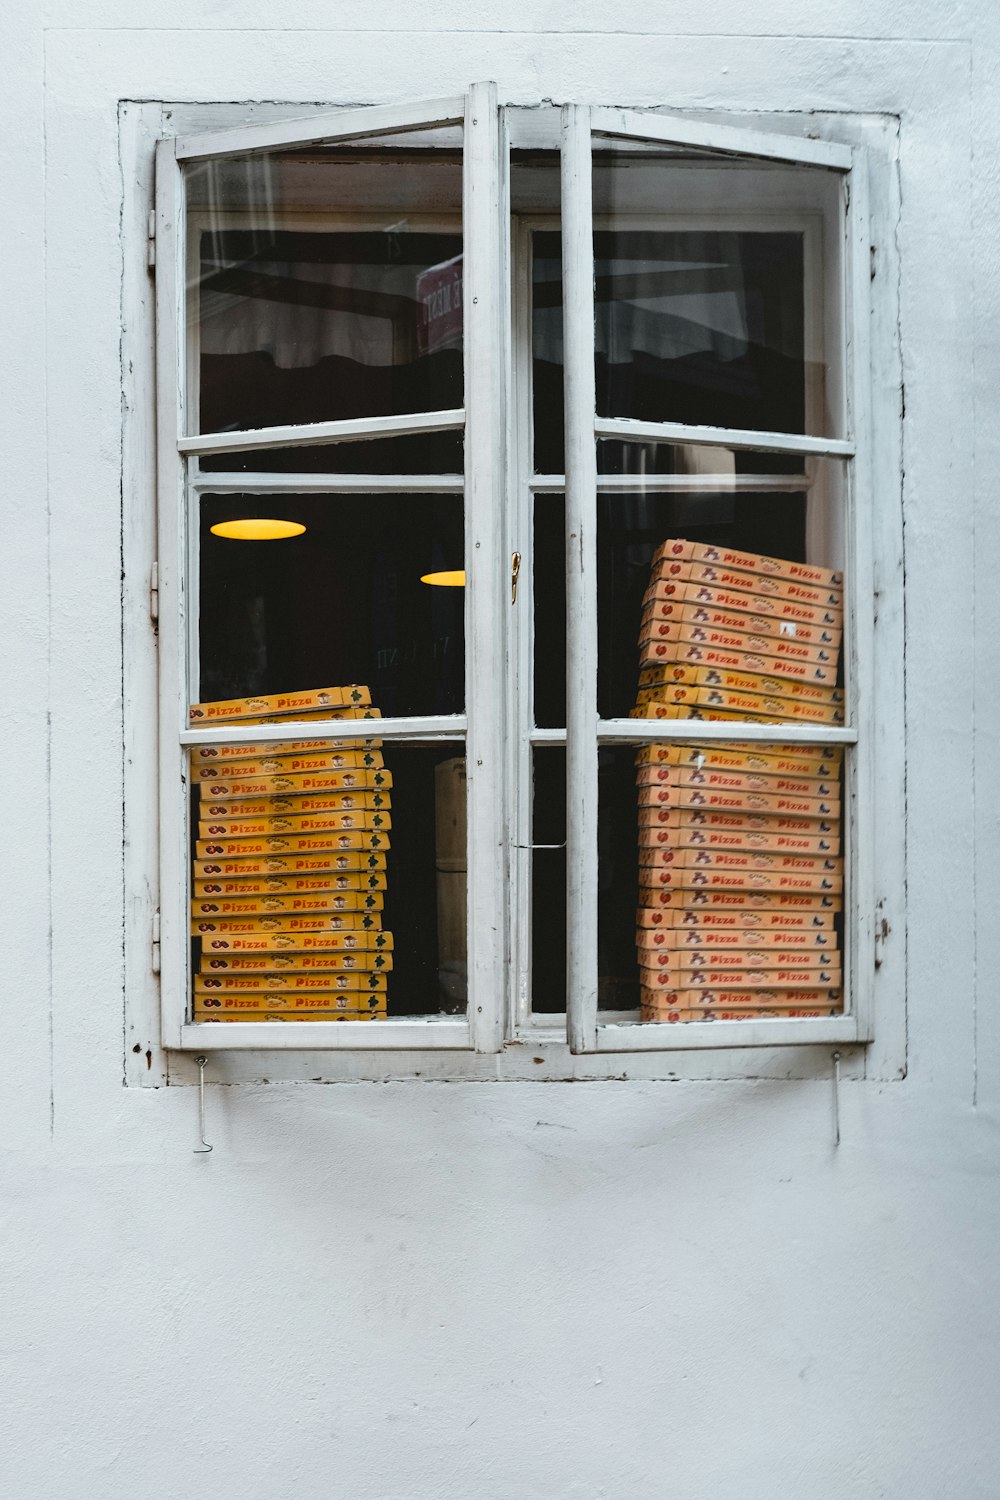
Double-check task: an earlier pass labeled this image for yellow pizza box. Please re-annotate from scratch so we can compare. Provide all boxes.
[191,891,384,917]
[199,949,392,974]
[651,538,843,589]
[640,827,840,856]
[195,830,390,859]
[194,1009,386,1022]
[634,685,846,725]
[639,615,838,666]
[630,701,843,729]
[194,990,385,1013]
[638,806,838,836]
[198,791,391,817]
[648,558,842,610]
[220,706,383,728]
[639,963,842,991]
[638,664,843,707]
[640,596,842,649]
[642,986,843,1011]
[643,579,842,631]
[191,911,383,936]
[198,810,391,838]
[190,749,384,782]
[194,874,387,900]
[189,685,374,724]
[198,928,393,953]
[191,735,382,764]
[637,924,836,954]
[193,852,387,879]
[638,639,839,685]
[637,900,838,930]
[195,768,392,800]
[639,866,844,898]
[195,970,387,994]
[640,1004,842,1022]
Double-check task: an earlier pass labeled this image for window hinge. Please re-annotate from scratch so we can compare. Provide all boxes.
[874,897,890,969]
[147,209,156,269]
[149,561,159,624]
[152,909,161,974]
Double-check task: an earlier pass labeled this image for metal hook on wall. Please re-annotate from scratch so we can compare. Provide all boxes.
[194,1055,213,1154]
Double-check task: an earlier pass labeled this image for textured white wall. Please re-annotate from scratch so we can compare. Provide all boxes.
[2,5,999,1496]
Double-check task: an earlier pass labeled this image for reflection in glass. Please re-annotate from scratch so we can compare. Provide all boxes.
[198,493,465,716]
[190,737,467,1019]
[185,142,463,437]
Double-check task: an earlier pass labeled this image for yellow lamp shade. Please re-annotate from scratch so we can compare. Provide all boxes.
[210,518,306,541]
[420,569,466,587]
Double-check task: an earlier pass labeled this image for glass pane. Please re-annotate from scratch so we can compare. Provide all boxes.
[198,492,465,717]
[198,430,463,475]
[597,452,845,723]
[190,735,467,1020]
[533,496,566,729]
[530,746,566,1013]
[185,134,463,437]
[600,740,846,1023]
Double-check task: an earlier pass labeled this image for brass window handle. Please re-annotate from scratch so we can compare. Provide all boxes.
[511,551,521,604]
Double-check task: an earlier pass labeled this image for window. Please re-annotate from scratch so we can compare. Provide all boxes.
[152,87,893,1064]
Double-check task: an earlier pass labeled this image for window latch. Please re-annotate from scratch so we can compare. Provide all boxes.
[511,551,521,605]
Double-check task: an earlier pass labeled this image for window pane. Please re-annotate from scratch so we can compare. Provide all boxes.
[597,452,845,723]
[198,492,465,716]
[533,495,566,729]
[185,137,464,437]
[530,746,566,1013]
[198,430,463,475]
[190,735,467,1020]
[600,740,846,1023]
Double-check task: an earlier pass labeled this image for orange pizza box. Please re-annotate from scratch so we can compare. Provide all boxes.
[193,851,387,878]
[640,1004,842,1022]
[636,900,838,930]
[195,970,387,994]
[198,810,391,837]
[637,924,836,955]
[193,872,388,897]
[636,781,841,820]
[634,741,841,777]
[647,558,842,610]
[217,705,382,728]
[638,846,842,875]
[652,986,844,1010]
[639,826,840,856]
[198,929,393,954]
[190,748,384,781]
[199,949,392,974]
[638,639,839,686]
[638,663,843,707]
[195,830,390,859]
[639,963,842,992]
[651,539,843,589]
[640,596,842,649]
[191,734,382,764]
[639,616,838,668]
[189,685,374,724]
[198,791,391,817]
[634,684,846,725]
[636,764,838,798]
[195,767,392,800]
[191,911,383,936]
[191,891,383,917]
[654,946,839,976]
[639,865,844,898]
[637,806,838,836]
[642,579,842,630]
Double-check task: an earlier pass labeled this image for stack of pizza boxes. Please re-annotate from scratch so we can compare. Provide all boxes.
[633,540,845,1024]
[187,685,393,1023]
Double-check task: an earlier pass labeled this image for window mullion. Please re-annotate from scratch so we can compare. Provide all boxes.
[560,104,600,1056]
[464,81,507,1054]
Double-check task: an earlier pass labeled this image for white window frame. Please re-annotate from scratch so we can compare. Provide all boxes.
[136,90,902,1079]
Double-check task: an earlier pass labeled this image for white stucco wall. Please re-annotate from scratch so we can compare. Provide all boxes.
[3,4,999,1496]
